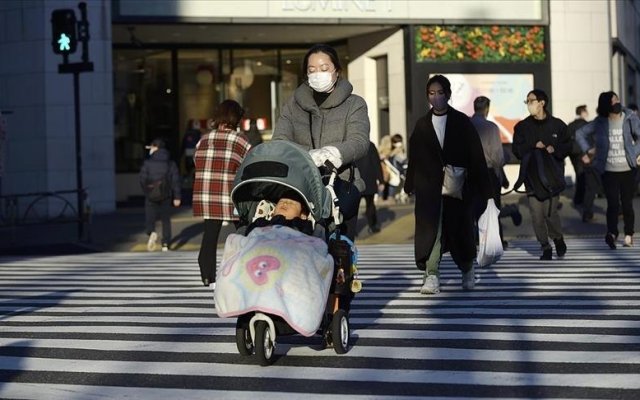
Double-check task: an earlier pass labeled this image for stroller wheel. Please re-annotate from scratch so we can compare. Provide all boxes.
[331,309,349,354]
[254,320,275,366]
[235,317,253,356]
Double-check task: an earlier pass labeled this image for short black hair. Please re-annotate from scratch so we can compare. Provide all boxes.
[426,74,452,99]
[148,138,166,149]
[474,96,491,112]
[575,105,587,115]
[628,103,639,112]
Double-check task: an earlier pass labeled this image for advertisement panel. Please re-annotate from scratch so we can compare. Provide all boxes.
[436,73,533,143]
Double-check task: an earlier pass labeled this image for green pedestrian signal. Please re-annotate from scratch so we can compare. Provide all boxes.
[51,9,77,55]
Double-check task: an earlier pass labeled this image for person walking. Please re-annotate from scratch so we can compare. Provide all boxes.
[576,91,640,248]
[355,141,384,234]
[470,96,507,246]
[139,138,182,252]
[272,43,369,241]
[566,105,590,208]
[512,89,571,260]
[193,100,251,287]
[404,74,493,294]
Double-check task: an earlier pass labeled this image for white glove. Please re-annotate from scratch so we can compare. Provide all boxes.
[322,146,342,169]
[309,146,342,168]
[309,149,325,167]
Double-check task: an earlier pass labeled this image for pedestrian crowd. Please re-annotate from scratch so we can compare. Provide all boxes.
[137,43,640,296]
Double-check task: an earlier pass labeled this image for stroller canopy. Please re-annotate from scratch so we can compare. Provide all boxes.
[231,140,332,221]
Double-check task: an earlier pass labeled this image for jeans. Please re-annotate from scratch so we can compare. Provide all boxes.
[362,194,378,229]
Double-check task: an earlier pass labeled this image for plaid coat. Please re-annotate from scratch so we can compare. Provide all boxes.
[192,129,251,220]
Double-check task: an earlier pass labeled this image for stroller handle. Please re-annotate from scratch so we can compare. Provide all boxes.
[323,161,342,226]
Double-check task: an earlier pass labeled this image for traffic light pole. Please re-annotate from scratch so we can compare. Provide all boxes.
[73,71,83,240]
[53,2,93,241]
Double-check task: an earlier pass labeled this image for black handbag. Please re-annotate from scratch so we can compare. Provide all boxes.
[323,165,361,220]
[308,112,361,220]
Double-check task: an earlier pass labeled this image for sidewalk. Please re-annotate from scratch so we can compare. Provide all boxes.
[1,190,637,255]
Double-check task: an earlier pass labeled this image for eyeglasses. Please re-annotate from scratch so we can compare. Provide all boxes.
[524,99,539,105]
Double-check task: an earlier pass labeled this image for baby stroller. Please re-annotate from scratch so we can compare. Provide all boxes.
[214,140,360,366]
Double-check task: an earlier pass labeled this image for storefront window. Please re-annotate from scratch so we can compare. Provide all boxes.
[113,49,175,173]
[113,45,348,174]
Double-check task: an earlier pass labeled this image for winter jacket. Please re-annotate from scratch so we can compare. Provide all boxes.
[575,110,640,175]
[272,78,370,191]
[512,115,571,196]
[139,148,181,201]
[192,129,251,220]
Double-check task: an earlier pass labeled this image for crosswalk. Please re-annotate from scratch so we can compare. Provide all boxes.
[1,238,640,399]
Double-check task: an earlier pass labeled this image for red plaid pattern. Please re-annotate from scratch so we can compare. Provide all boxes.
[192,129,251,220]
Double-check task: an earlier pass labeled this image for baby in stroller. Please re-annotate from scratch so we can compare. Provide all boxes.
[214,141,359,366]
[246,191,314,236]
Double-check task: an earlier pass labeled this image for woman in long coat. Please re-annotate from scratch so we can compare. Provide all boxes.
[193,100,251,287]
[404,75,492,294]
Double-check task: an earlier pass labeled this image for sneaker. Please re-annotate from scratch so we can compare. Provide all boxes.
[147,232,158,252]
[420,275,440,294]
[605,233,617,249]
[161,244,169,252]
[539,246,552,260]
[623,235,633,247]
[462,267,475,291]
[554,238,567,258]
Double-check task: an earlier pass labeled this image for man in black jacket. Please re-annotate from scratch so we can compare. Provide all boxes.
[139,138,182,251]
[513,89,571,260]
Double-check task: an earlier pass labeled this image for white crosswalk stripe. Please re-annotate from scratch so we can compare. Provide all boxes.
[1,238,640,399]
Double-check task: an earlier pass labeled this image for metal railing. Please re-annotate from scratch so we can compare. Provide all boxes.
[0,189,90,241]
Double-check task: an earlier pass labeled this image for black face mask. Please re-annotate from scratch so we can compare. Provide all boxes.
[611,103,622,114]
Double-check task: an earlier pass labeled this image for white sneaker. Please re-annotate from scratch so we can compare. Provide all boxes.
[624,235,633,247]
[147,232,158,252]
[161,244,169,252]
[462,267,475,291]
[420,275,440,294]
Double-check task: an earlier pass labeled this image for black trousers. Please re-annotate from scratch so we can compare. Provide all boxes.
[145,198,172,245]
[602,170,636,236]
[198,219,223,283]
[362,194,378,230]
[582,166,603,215]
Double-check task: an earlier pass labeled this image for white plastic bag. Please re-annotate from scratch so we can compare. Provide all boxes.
[477,198,503,267]
[383,159,401,187]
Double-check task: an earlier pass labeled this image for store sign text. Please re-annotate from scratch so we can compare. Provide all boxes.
[281,0,393,12]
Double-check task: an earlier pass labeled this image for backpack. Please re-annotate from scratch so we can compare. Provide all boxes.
[529,148,565,201]
[147,163,172,203]
[508,149,565,202]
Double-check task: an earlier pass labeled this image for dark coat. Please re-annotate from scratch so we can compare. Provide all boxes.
[139,148,181,200]
[512,115,571,196]
[355,142,384,196]
[404,107,492,269]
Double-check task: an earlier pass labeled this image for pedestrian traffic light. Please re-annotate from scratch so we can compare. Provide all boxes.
[51,9,77,55]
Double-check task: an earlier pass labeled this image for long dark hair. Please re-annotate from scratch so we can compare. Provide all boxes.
[596,91,617,118]
[302,44,342,76]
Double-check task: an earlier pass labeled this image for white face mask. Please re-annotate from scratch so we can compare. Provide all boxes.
[308,71,336,93]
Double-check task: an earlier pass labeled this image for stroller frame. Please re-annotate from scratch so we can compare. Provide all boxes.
[224,141,357,366]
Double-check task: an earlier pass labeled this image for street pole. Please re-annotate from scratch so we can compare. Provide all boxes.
[73,71,83,240]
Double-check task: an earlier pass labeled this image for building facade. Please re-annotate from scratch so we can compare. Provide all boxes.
[1,0,638,213]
